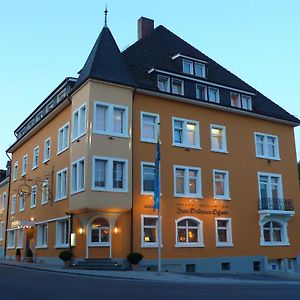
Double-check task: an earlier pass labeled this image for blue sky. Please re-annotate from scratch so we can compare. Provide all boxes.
[1,0,300,169]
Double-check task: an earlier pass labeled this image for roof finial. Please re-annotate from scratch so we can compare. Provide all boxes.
[104,4,108,27]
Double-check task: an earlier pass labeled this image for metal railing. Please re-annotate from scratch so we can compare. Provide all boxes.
[258,197,294,211]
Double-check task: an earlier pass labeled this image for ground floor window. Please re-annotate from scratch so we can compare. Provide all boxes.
[0,222,4,241]
[37,224,48,248]
[89,218,110,246]
[17,229,23,248]
[175,217,204,247]
[260,220,289,246]
[56,219,69,248]
[215,218,233,247]
[141,215,160,247]
[7,230,15,248]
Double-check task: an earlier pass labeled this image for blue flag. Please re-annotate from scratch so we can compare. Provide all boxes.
[153,139,160,211]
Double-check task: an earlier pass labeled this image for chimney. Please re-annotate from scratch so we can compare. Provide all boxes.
[138,17,154,40]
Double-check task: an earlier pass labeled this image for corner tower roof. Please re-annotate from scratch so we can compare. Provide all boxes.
[74,26,135,90]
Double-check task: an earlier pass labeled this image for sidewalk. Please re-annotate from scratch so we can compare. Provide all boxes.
[1,259,300,285]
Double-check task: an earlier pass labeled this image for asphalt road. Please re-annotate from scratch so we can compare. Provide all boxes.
[1,265,300,300]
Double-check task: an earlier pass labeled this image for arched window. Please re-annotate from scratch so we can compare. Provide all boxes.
[89,218,110,246]
[263,221,282,243]
[175,217,203,247]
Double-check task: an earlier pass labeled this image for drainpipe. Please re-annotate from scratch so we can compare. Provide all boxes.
[4,152,12,260]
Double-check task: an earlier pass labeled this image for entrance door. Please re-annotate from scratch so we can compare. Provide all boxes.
[25,228,35,256]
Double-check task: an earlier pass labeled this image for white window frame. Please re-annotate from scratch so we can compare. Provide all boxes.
[213,169,230,200]
[43,137,51,163]
[141,162,155,195]
[72,103,87,142]
[196,84,208,101]
[254,132,280,160]
[22,154,28,176]
[56,168,68,201]
[17,229,23,249]
[19,193,25,212]
[41,179,48,205]
[210,124,228,153]
[208,87,220,103]
[175,216,204,247]
[171,78,184,95]
[30,185,37,208]
[241,95,252,110]
[1,192,7,211]
[230,92,241,108]
[215,218,233,247]
[93,101,128,138]
[141,215,161,248]
[172,117,200,149]
[140,111,160,143]
[88,220,111,247]
[7,230,15,249]
[55,219,70,248]
[260,219,289,246]
[182,59,193,75]
[13,161,18,181]
[57,122,70,155]
[0,222,4,241]
[36,223,48,248]
[174,165,202,198]
[11,195,16,214]
[157,75,170,93]
[194,62,206,78]
[70,157,85,194]
[92,156,128,192]
[32,146,39,170]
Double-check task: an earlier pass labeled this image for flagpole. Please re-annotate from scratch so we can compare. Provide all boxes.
[157,161,161,274]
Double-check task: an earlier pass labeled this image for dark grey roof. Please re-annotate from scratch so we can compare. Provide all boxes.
[74,27,135,90]
[122,25,299,124]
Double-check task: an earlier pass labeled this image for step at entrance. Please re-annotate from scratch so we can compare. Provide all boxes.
[71,258,129,271]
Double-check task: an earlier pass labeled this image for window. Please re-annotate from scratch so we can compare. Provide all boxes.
[213,170,230,200]
[43,138,51,163]
[141,162,155,194]
[89,218,110,246]
[19,193,25,212]
[172,79,184,95]
[1,192,7,210]
[183,59,193,74]
[261,221,288,246]
[41,179,48,205]
[210,125,227,153]
[258,173,283,210]
[7,230,15,248]
[141,215,160,247]
[255,133,280,160]
[231,92,252,110]
[13,162,18,181]
[56,220,69,248]
[215,218,233,247]
[157,75,170,92]
[71,158,85,194]
[0,222,4,241]
[194,62,206,77]
[37,224,48,248]
[196,84,207,101]
[56,168,67,201]
[172,117,200,149]
[30,185,37,208]
[93,102,128,137]
[140,112,160,143]
[11,195,16,214]
[17,229,23,248]
[208,87,220,103]
[92,156,128,192]
[72,104,86,140]
[174,166,202,198]
[57,123,69,154]
[22,154,28,176]
[32,146,39,169]
[175,217,204,247]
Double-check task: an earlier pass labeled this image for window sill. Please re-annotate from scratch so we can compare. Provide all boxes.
[91,187,128,193]
[57,147,69,156]
[41,202,48,206]
[214,196,231,201]
[88,243,110,247]
[21,173,27,177]
[7,247,15,249]
[216,243,233,248]
[16,247,23,249]
[175,243,204,248]
[92,131,129,139]
[19,209,25,212]
[140,138,156,144]
[32,166,38,171]
[211,149,228,154]
[55,196,67,202]
[260,242,290,247]
[141,243,163,248]
[172,143,201,150]
[174,194,203,199]
[30,206,36,209]
[54,245,70,249]
[36,246,48,249]
[70,189,85,196]
[256,155,281,161]
[43,158,50,164]
[71,132,86,143]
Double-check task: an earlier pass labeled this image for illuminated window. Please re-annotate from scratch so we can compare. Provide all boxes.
[157,75,170,92]
[141,112,160,143]
[176,217,204,247]
[89,218,110,246]
[215,218,232,247]
[255,132,279,160]
[213,170,230,200]
[141,215,160,247]
[210,125,227,152]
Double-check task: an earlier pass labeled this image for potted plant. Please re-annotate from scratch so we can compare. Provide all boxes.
[59,250,73,267]
[127,252,143,270]
[26,248,33,263]
[16,249,21,262]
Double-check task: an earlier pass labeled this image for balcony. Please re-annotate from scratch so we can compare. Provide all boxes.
[258,197,295,222]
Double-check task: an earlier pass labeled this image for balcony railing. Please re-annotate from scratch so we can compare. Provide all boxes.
[258,197,294,212]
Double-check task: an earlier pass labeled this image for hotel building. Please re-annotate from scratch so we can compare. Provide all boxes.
[2,16,300,273]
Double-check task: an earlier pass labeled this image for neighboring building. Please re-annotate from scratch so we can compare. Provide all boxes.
[3,16,300,273]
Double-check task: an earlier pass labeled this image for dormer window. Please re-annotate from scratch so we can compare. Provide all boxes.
[208,87,220,103]
[183,59,193,75]
[231,93,241,108]
[241,95,252,110]
[194,62,206,78]
[158,75,170,92]
[231,92,252,110]
[196,84,208,101]
[172,79,184,95]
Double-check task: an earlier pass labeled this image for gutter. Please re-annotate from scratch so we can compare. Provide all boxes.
[4,152,11,260]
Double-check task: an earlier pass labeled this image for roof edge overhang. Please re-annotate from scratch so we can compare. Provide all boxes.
[136,88,300,127]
